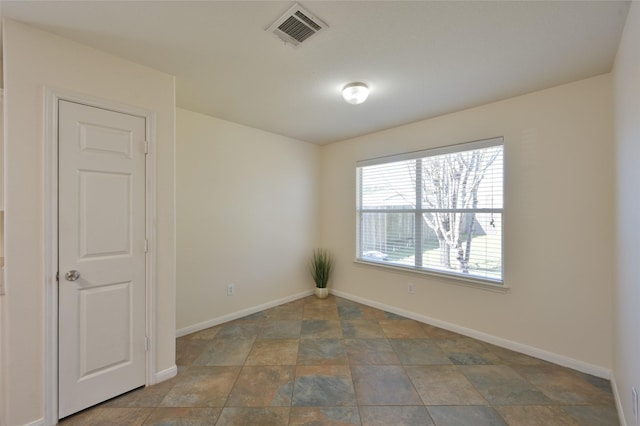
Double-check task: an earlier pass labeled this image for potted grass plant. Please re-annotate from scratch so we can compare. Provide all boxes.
[310,248,333,299]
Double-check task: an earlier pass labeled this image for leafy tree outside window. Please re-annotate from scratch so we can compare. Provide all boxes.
[356,138,504,284]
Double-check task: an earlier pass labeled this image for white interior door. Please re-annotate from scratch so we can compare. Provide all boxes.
[58,100,147,418]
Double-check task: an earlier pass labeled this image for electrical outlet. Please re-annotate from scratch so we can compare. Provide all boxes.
[227,284,235,296]
[632,386,638,421]
[407,282,415,294]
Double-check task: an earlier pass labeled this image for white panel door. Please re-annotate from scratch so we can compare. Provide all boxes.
[58,100,147,418]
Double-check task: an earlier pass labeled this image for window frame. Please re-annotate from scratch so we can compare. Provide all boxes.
[355,137,505,289]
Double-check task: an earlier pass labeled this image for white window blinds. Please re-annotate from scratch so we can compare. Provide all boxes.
[356,137,504,284]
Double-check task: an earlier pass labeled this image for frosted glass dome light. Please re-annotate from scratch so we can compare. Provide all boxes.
[342,82,370,105]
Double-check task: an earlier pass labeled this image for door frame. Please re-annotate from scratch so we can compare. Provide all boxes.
[43,88,158,425]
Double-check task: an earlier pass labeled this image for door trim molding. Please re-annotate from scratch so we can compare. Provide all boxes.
[43,88,158,425]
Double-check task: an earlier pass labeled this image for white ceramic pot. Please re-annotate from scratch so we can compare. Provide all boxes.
[315,287,329,299]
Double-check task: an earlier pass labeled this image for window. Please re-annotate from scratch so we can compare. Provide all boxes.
[356,137,504,285]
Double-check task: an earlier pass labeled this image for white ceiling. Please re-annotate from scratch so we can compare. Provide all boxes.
[0,1,631,144]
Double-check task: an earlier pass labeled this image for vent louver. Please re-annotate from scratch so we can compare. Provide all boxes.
[267,3,328,47]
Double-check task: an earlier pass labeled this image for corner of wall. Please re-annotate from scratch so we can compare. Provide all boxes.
[612,1,640,425]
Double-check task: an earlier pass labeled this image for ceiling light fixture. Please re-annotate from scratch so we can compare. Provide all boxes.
[342,82,369,105]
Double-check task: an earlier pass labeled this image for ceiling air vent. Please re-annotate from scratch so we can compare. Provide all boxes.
[267,3,328,47]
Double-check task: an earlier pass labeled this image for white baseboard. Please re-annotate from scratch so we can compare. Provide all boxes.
[22,419,44,426]
[154,365,178,384]
[330,289,612,379]
[611,374,627,426]
[176,290,314,338]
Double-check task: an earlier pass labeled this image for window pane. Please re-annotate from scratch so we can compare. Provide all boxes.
[359,212,415,267]
[421,145,503,210]
[360,160,416,210]
[420,212,502,281]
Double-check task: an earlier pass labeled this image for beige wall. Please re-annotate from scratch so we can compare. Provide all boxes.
[176,108,319,332]
[613,2,640,424]
[320,74,614,373]
[1,20,176,426]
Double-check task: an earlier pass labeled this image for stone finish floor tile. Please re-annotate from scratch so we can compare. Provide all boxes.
[495,405,581,426]
[193,337,255,366]
[358,305,388,320]
[159,366,240,407]
[359,406,434,426]
[341,320,386,338]
[577,372,616,395]
[447,351,495,365]
[405,365,487,405]
[240,310,267,321]
[187,326,222,341]
[60,407,153,425]
[435,337,501,365]
[215,321,261,339]
[144,407,221,425]
[428,405,507,426]
[245,339,299,365]
[337,304,363,320]
[297,338,348,365]
[562,405,621,426]
[264,305,304,320]
[351,365,422,406]
[292,365,356,406]
[513,364,615,405]
[345,338,400,365]
[215,407,289,426]
[288,407,361,425]
[259,320,302,339]
[421,323,462,339]
[459,365,553,405]
[303,304,340,320]
[62,295,620,425]
[379,319,428,338]
[300,319,344,339]
[389,338,453,365]
[485,343,551,366]
[226,366,295,407]
[382,311,409,320]
[176,337,210,366]
[103,377,179,408]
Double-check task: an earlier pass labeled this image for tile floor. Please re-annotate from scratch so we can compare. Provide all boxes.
[61,295,620,425]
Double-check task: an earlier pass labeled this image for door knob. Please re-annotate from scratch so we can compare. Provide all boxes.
[65,270,80,281]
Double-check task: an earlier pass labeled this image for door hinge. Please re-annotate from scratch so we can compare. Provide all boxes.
[56,272,59,282]
[144,239,149,253]
[144,140,149,155]
[145,336,150,352]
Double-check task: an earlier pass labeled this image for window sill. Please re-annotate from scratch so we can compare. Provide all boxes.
[353,259,509,293]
